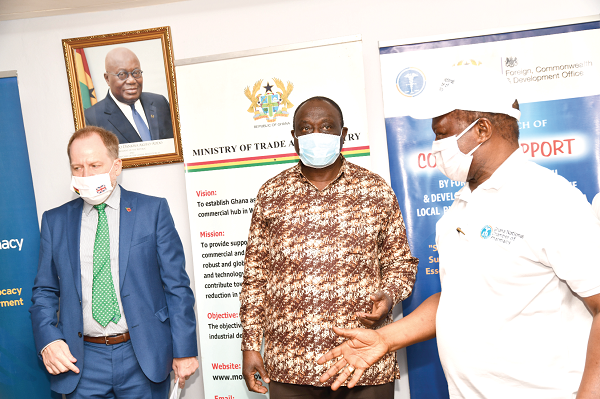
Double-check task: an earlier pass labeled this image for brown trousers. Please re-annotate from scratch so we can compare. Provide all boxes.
[269,381,394,399]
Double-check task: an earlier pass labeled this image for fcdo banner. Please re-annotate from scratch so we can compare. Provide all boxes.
[379,19,600,399]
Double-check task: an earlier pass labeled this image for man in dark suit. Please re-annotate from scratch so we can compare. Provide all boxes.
[30,126,198,398]
[84,47,174,144]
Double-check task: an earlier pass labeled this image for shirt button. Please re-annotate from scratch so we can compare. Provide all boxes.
[78,332,82,338]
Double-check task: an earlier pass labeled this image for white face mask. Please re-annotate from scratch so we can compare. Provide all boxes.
[431,118,481,182]
[70,162,116,205]
[295,131,342,169]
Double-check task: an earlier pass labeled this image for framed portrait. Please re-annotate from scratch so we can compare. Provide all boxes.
[62,26,183,168]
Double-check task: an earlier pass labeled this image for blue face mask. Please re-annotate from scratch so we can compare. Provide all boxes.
[295,132,342,168]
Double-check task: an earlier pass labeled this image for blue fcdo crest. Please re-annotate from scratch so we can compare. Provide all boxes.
[396,67,426,97]
[480,225,493,239]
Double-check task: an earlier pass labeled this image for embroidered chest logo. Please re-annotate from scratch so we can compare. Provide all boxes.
[480,225,493,239]
[480,224,524,244]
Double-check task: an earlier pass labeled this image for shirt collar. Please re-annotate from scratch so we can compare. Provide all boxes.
[109,90,142,114]
[83,184,122,215]
[477,148,525,191]
[454,149,524,202]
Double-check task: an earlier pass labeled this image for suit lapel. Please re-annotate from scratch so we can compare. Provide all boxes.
[104,92,142,143]
[119,187,137,289]
[141,94,160,140]
[68,199,84,301]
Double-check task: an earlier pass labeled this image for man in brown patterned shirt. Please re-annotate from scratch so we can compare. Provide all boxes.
[240,96,418,398]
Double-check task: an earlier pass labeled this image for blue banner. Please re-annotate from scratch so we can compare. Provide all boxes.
[0,75,56,398]
[380,21,600,398]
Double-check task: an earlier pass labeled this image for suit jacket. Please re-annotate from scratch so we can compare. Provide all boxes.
[30,187,197,394]
[84,91,174,144]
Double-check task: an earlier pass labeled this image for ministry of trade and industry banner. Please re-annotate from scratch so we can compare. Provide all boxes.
[175,37,372,399]
[0,75,56,398]
[379,18,600,399]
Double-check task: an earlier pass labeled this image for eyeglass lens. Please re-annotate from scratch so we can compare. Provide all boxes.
[116,70,143,80]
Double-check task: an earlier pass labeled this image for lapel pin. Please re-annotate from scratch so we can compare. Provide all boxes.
[126,207,132,212]
[151,115,155,118]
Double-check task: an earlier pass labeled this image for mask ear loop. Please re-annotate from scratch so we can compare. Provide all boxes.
[456,118,482,155]
[107,159,119,188]
[456,118,480,140]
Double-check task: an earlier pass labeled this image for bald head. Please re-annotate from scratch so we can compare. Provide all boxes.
[105,47,139,71]
[104,47,143,105]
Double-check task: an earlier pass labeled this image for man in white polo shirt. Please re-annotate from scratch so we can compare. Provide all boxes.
[316,66,600,398]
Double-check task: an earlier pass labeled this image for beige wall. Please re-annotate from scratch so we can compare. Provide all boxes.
[1,0,599,397]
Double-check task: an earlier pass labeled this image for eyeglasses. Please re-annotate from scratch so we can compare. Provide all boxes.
[108,70,143,81]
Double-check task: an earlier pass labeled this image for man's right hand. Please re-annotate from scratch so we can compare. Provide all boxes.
[317,326,388,390]
[242,350,270,393]
[41,340,80,375]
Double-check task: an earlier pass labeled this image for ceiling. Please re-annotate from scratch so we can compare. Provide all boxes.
[0,0,187,21]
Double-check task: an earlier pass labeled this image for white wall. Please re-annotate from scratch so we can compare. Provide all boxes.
[1,1,598,398]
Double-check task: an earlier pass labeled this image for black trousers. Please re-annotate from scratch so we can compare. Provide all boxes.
[269,381,394,399]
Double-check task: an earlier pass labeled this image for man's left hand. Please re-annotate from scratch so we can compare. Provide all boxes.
[173,357,199,389]
[356,291,393,328]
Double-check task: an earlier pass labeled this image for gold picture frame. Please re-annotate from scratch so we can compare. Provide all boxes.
[62,26,183,168]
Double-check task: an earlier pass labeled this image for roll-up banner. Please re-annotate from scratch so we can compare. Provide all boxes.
[175,37,371,399]
[0,74,56,398]
[379,18,600,399]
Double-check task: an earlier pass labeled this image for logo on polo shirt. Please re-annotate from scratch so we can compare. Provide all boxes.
[480,225,493,239]
[480,225,524,244]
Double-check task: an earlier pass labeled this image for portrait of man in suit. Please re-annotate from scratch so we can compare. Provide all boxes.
[84,47,174,144]
[30,126,198,398]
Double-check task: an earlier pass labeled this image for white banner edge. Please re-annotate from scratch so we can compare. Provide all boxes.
[378,14,600,49]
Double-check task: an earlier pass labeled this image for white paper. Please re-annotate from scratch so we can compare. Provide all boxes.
[169,378,180,399]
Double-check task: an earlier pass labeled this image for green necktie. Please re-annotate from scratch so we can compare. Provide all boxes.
[92,203,121,327]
